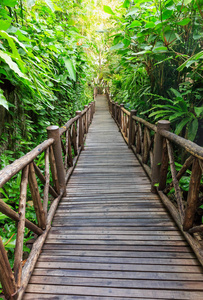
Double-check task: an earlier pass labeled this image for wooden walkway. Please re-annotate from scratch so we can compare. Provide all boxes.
[24,95,203,299]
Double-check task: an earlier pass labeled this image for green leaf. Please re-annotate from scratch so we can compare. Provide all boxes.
[2,0,18,7]
[132,50,152,56]
[162,9,173,20]
[153,46,168,52]
[27,0,36,8]
[126,8,138,16]
[183,0,193,4]
[175,117,191,135]
[44,0,55,12]
[188,119,198,141]
[0,88,8,110]
[170,88,183,99]
[123,0,131,8]
[169,112,185,121]
[2,238,16,248]
[145,22,155,29]
[123,39,131,47]
[149,110,172,117]
[177,18,191,26]
[194,107,203,118]
[0,30,21,62]
[0,50,29,79]
[0,212,9,220]
[110,43,124,50]
[64,58,76,81]
[177,51,203,71]
[154,56,173,66]
[0,20,12,31]
[129,20,142,28]
[103,5,115,15]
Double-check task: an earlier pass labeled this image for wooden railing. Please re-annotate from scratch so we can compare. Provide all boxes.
[107,89,203,267]
[0,101,95,300]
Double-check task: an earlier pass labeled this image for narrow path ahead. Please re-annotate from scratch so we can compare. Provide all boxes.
[25,95,203,299]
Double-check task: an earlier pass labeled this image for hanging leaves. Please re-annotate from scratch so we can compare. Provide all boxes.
[103,5,115,15]
[128,20,142,28]
[0,88,8,110]
[0,50,29,79]
[64,58,76,82]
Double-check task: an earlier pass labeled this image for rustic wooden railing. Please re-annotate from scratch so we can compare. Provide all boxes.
[106,89,203,267]
[0,101,95,300]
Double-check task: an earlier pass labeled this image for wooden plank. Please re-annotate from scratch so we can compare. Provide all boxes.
[46,234,185,241]
[37,255,198,266]
[35,261,202,273]
[49,226,179,232]
[32,268,200,281]
[25,284,203,299]
[49,229,181,235]
[39,250,194,258]
[23,294,171,300]
[29,275,203,290]
[42,244,191,252]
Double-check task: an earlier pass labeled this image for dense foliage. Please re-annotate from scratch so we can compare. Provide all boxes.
[101,0,203,144]
[0,0,96,163]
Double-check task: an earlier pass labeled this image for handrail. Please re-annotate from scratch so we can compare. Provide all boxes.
[160,129,203,160]
[0,98,96,300]
[59,115,80,136]
[121,106,130,116]
[0,138,54,188]
[106,88,203,268]
[132,115,157,132]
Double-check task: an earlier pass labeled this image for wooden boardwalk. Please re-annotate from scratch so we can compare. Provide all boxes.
[24,95,203,299]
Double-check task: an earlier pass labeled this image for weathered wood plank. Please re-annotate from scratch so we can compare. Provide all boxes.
[25,284,203,299]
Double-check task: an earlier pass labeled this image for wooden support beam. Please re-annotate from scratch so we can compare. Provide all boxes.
[166,140,185,223]
[33,162,58,198]
[43,148,50,218]
[0,236,17,300]
[164,155,194,194]
[28,162,46,230]
[0,198,43,236]
[49,145,60,194]
[76,111,83,149]
[183,158,202,231]
[151,120,170,193]
[158,139,169,191]
[14,165,29,288]
[47,126,66,196]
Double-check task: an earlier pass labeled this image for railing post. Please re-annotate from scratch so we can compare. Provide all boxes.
[115,102,118,123]
[128,110,136,148]
[76,111,83,149]
[120,104,124,131]
[93,101,96,114]
[183,158,202,231]
[112,101,115,119]
[84,105,88,133]
[151,120,170,193]
[94,87,97,100]
[0,237,17,299]
[91,102,94,122]
[47,126,66,196]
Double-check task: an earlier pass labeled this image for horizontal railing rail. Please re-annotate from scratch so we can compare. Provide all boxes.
[106,88,203,267]
[0,100,95,300]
